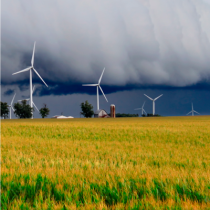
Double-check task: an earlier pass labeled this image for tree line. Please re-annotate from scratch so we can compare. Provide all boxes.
[116,113,139,117]
[1,99,161,119]
[142,114,161,117]
[1,100,50,119]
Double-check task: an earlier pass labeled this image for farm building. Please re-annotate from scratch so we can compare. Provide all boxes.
[51,115,74,119]
[94,109,110,118]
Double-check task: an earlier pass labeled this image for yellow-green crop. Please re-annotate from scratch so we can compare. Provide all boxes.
[1,116,210,209]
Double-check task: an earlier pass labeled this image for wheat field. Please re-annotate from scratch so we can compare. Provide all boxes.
[1,116,210,209]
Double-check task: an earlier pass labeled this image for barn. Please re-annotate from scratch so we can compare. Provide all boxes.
[94,109,110,118]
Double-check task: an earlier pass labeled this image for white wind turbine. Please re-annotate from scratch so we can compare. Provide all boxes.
[8,93,16,119]
[186,103,200,116]
[82,68,108,111]
[12,42,48,119]
[144,94,163,115]
[18,85,39,112]
[135,101,147,116]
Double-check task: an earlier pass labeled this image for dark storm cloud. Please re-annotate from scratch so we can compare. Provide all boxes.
[37,81,210,96]
[1,0,210,95]
[3,89,15,96]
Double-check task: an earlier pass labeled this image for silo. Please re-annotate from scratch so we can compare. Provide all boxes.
[110,104,115,118]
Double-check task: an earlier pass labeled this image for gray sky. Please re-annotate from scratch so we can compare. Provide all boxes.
[1,0,210,117]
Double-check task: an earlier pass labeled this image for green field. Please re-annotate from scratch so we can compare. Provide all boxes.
[1,117,210,209]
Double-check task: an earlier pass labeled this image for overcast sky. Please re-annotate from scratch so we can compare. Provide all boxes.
[1,0,210,118]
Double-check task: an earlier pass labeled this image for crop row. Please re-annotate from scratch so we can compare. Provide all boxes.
[1,173,210,209]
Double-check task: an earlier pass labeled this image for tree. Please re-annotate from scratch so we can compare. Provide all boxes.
[1,102,9,119]
[80,101,94,118]
[116,113,139,117]
[39,104,50,118]
[143,113,161,117]
[14,100,34,119]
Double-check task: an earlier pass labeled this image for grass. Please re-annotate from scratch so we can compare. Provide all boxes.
[1,116,210,209]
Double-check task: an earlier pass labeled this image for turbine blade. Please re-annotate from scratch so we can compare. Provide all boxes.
[32,85,36,94]
[82,84,98,86]
[154,94,163,101]
[18,99,29,102]
[12,66,31,75]
[134,108,142,110]
[186,111,192,115]
[99,85,108,102]
[144,94,153,101]
[98,67,105,84]
[31,42,36,66]
[33,67,48,87]
[12,106,15,112]
[143,109,147,115]
[11,93,16,105]
[33,102,39,112]
[142,101,146,108]
[194,110,200,115]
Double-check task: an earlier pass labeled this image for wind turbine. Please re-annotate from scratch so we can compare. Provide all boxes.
[8,93,16,119]
[144,94,163,115]
[82,68,108,111]
[18,86,39,112]
[135,101,147,116]
[12,42,48,119]
[186,103,200,116]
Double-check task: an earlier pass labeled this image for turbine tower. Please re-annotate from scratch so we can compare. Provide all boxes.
[144,94,163,115]
[18,86,39,112]
[8,93,16,119]
[135,101,147,116]
[186,103,200,116]
[12,42,48,119]
[82,68,108,111]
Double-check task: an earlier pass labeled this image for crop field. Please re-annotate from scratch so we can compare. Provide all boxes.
[1,116,210,209]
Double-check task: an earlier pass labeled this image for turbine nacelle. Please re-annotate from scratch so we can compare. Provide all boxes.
[144,94,163,115]
[12,66,48,88]
[186,103,200,116]
[12,42,48,119]
[135,101,147,116]
[144,94,163,101]
[9,93,16,119]
[82,68,108,110]
[12,42,48,88]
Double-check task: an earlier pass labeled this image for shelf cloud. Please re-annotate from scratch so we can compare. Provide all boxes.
[2,0,210,96]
